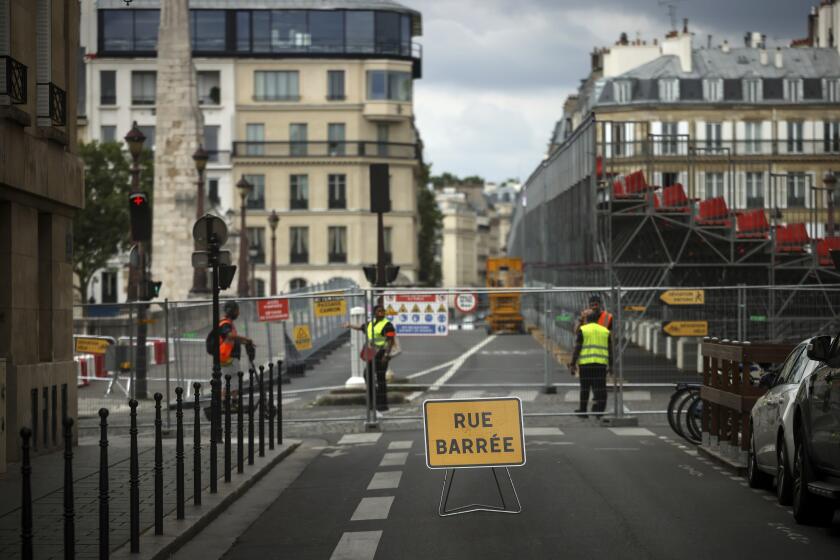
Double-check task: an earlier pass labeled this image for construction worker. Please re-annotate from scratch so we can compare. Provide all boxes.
[588,294,613,330]
[345,304,396,413]
[568,309,612,418]
[218,301,255,378]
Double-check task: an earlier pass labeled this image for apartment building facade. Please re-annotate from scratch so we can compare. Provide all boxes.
[0,0,84,468]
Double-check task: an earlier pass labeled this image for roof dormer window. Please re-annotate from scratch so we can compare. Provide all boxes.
[614,80,632,103]
[659,78,679,102]
[702,79,723,102]
[784,79,802,102]
[744,79,762,103]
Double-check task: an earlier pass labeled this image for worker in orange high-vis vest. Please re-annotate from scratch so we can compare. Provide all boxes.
[588,294,613,330]
[344,304,396,415]
[219,301,255,378]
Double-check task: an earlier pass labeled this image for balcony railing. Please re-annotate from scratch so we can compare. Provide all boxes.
[1,56,28,105]
[290,252,309,264]
[328,197,347,210]
[328,253,347,264]
[290,198,309,210]
[602,137,840,159]
[233,141,420,160]
[37,82,66,127]
[206,150,231,165]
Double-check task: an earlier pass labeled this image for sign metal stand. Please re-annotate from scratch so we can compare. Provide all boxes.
[438,466,522,517]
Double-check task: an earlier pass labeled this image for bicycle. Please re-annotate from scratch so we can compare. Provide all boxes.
[667,383,702,444]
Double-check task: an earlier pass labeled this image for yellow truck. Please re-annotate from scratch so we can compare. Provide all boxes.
[486,257,524,333]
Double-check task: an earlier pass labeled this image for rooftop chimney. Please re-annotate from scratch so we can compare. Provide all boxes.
[775,47,784,68]
[722,40,730,53]
[683,18,689,33]
[760,49,769,65]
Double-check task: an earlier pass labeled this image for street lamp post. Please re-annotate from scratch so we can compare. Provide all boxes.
[825,171,838,237]
[268,210,279,295]
[236,177,253,297]
[124,122,148,397]
[191,145,210,294]
[249,246,259,296]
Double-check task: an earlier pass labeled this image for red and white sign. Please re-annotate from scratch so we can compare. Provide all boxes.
[454,293,478,313]
[257,299,289,322]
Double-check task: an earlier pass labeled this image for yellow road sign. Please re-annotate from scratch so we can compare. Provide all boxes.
[663,321,708,337]
[423,397,525,469]
[314,297,347,318]
[74,337,113,355]
[660,290,705,305]
[624,305,646,312]
[293,325,312,350]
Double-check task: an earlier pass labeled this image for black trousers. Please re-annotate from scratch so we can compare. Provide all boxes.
[366,352,389,411]
[579,364,607,413]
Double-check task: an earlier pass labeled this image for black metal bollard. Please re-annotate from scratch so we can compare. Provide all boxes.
[175,387,185,520]
[210,377,218,494]
[224,374,232,482]
[98,409,109,560]
[277,360,283,445]
[129,400,139,553]
[154,393,164,535]
[268,362,275,451]
[237,371,244,474]
[248,369,255,465]
[63,417,76,560]
[193,383,202,506]
[258,366,265,458]
[20,428,33,560]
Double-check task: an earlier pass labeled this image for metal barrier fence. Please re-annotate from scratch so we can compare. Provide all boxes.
[72,278,359,425]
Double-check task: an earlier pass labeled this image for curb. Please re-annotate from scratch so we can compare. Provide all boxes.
[697,444,747,476]
[111,440,301,560]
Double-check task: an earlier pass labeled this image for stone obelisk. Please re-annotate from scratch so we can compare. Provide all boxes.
[152,0,204,301]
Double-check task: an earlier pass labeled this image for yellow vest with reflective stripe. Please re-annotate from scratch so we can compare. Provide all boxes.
[367,319,390,348]
[579,322,610,365]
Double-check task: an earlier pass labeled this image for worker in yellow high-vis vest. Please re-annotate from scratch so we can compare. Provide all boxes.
[568,309,612,418]
[345,304,396,414]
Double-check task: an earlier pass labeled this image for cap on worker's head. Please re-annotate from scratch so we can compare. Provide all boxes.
[589,294,602,305]
[224,301,239,316]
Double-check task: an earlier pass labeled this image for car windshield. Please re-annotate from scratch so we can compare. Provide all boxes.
[792,356,818,384]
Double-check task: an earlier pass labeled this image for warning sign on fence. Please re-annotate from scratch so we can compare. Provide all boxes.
[663,321,708,337]
[384,293,449,336]
[74,336,113,355]
[660,290,705,306]
[293,325,312,350]
[257,298,289,322]
[423,397,525,469]
[314,297,346,317]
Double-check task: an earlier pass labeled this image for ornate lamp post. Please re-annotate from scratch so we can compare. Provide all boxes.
[267,210,279,295]
[825,171,838,237]
[236,176,253,297]
[191,145,210,294]
[249,246,260,296]
[125,121,146,191]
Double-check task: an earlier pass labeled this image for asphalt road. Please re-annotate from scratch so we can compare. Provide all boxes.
[220,426,840,560]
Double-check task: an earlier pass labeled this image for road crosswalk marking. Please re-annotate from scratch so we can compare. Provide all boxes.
[330,531,382,560]
[351,497,395,521]
[608,427,656,436]
[508,390,539,402]
[368,471,402,490]
[564,390,651,402]
[380,452,408,467]
[388,440,413,450]
[450,390,486,400]
[524,427,564,436]
[338,433,382,445]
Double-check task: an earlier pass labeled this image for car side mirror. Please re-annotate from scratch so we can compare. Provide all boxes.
[758,372,776,388]
[807,336,832,362]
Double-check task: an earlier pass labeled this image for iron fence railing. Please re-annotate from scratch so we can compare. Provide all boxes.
[37,81,66,127]
[1,55,27,104]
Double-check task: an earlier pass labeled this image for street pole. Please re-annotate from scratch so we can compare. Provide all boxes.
[208,220,222,447]
[236,177,253,297]
[191,146,209,294]
[376,211,386,290]
[825,171,837,237]
[125,123,148,399]
[268,210,279,295]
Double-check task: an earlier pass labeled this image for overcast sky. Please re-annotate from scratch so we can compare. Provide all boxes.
[407,0,812,183]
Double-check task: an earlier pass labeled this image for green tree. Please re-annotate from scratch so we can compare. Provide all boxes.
[417,163,443,286]
[74,141,153,302]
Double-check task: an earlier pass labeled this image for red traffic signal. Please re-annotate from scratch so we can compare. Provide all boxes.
[129,191,151,242]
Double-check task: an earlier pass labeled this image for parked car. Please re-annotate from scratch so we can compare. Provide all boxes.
[748,339,819,507]
[787,335,840,525]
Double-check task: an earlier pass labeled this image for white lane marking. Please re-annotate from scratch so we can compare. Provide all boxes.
[450,390,486,400]
[403,391,424,402]
[621,391,652,402]
[367,471,402,490]
[281,397,300,405]
[509,390,539,402]
[729,476,743,481]
[380,452,408,467]
[429,335,498,390]
[350,497,395,521]
[762,495,776,501]
[524,427,564,436]
[330,531,383,560]
[338,433,382,445]
[406,359,457,380]
[388,440,413,450]
[595,447,640,451]
[608,427,656,437]
[683,450,698,456]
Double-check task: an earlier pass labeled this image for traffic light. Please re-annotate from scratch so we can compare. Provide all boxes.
[363,265,400,285]
[129,192,152,242]
[140,280,162,300]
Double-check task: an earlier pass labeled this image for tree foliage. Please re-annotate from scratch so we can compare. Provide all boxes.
[74,141,153,302]
[417,163,442,286]
[429,171,486,189]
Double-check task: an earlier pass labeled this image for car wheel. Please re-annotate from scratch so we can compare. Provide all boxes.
[792,434,835,526]
[776,437,793,505]
[747,433,771,489]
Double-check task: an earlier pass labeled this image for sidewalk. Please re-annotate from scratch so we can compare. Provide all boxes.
[0,428,299,560]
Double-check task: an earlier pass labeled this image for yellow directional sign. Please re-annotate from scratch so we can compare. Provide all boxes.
[660,290,705,305]
[293,325,312,350]
[624,305,647,312]
[424,398,525,469]
[314,297,347,318]
[663,321,708,337]
[74,337,113,355]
